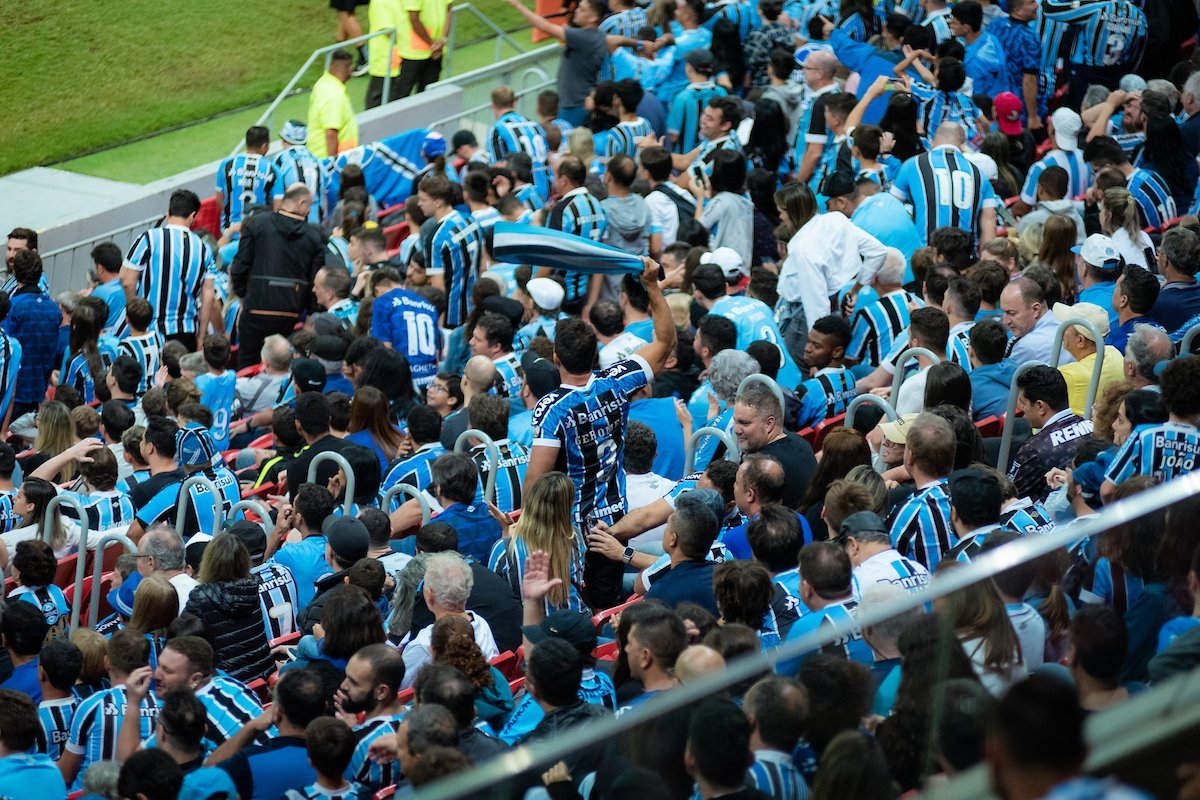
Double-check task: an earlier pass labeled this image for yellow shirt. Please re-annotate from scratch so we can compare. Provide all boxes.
[398,0,450,61]
[368,0,404,78]
[307,72,359,160]
[1058,345,1124,417]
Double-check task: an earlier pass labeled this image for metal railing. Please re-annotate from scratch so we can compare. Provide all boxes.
[44,495,90,631]
[890,346,942,401]
[737,374,786,412]
[175,476,222,539]
[1051,316,1105,420]
[382,482,432,526]
[38,214,163,286]
[420,470,1200,800]
[455,429,500,506]
[684,426,738,474]
[309,452,356,516]
[443,3,533,76]
[88,533,139,629]
[845,392,898,429]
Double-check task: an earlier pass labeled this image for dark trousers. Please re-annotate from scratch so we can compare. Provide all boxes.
[237,312,298,370]
[365,74,401,109]
[1066,63,1125,111]
[395,57,442,99]
[164,331,197,352]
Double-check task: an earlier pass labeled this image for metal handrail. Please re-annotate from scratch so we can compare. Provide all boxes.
[1181,322,1200,355]
[87,533,139,629]
[382,483,432,526]
[845,393,899,429]
[684,426,738,474]
[444,2,531,76]
[1050,317,1106,420]
[44,495,90,632]
[309,452,356,516]
[175,475,222,539]
[454,429,499,506]
[427,75,556,137]
[228,499,273,537]
[420,470,1200,800]
[889,347,943,403]
[996,360,1049,471]
[230,29,397,157]
[737,374,786,417]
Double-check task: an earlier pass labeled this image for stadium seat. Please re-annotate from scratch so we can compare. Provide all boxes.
[592,595,643,632]
[975,415,1005,438]
[53,552,80,590]
[236,363,263,379]
[241,481,275,500]
[193,196,221,239]
[593,641,619,661]
[2,576,14,597]
[797,425,816,445]
[245,677,271,703]
[383,222,410,252]
[508,676,526,695]
[270,632,302,649]
[64,575,93,625]
[489,650,521,679]
[397,686,415,705]
[247,432,274,450]
[811,414,847,452]
[374,786,398,800]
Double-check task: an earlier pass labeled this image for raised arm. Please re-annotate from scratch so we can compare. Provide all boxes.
[502,0,566,42]
[31,438,105,482]
[633,257,678,374]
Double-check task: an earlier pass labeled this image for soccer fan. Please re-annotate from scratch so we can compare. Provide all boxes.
[847,250,920,369]
[891,122,998,246]
[466,395,529,514]
[1084,136,1175,230]
[313,266,358,328]
[667,50,727,156]
[793,315,857,429]
[37,639,81,761]
[1043,0,1147,107]
[307,49,359,159]
[214,126,283,235]
[944,468,1005,561]
[135,524,199,612]
[5,251,60,419]
[335,644,407,791]
[274,120,327,223]
[544,155,608,314]
[1150,226,1200,335]
[732,382,819,511]
[1000,276,1062,364]
[469,312,524,399]
[370,267,441,391]
[619,603,688,713]
[230,185,326,369]
[644,501,722,616]
[266,482,338,610]
[836,511,930,597]
[782,541,872,668]
[1102,355,1200,499]
[0,689,66,796]
[487,86,551,197]
[1108,267,1162,353]
[59,630,158,790]
[889,412,956,569]
[1053,302,1125,416]
[1008,366,1094,502]
[1016,167,1086,244]
[420,173,483,328]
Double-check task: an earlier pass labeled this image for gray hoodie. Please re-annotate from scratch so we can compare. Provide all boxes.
[762,82,805,145]
[600,193,651,301]
[1016,199,1086,246]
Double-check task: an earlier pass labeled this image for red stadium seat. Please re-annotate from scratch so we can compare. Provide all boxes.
[3,576,14,597]
[592,595,643,632]
[508,676,526,695]
[976,415,1005,438]
[53,552,80,590]
[797,425,816,445]
[374,786,398,800]
[248,432,274,450]
[242,482,275,500]
[397,686,415,705]
[383,222,410,251]
[193,196,221,239]
[64,575,93,625]
[593,641,619,661]
[246,677,271,703]
[236,363,264,378]
[270,632,302,649]
[489,649,521,679]
[811,414,847,452]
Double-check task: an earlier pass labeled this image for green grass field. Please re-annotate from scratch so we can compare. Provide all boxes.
[0,0,534,177]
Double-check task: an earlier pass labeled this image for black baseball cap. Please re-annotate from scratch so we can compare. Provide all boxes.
[290,358,327,393]
[685,48,716,75]
[819,171,856,200]
[481,295,525,331]
[311,335,349,362]
[948,468,1003,523]
[520,352,561,399]
[838,511,888,542]
[522,610,596,655]
[225,519,267,563]
[322,516,370,564]
[451,130,478,150]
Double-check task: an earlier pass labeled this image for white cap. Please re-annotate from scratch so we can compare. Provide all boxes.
[700,246,747,280]
[1071,233,1125,271]
[1050,107,1083,151]
[1052,301,1110,341]
[962,151,998,181]
[526,277,565,311]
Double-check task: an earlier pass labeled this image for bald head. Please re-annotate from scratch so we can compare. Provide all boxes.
[674,645,726,684]
[933,122,966,147]
[806,51,837,84]
[464,355,497,398]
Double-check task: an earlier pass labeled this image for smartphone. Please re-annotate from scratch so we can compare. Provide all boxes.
[689,162,708,188]
[997,203,1019,229]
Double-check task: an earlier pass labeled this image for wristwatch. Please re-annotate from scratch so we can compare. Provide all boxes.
[623,546,636,564]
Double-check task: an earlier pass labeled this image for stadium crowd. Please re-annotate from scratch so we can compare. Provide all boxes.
[8,0,1200,795]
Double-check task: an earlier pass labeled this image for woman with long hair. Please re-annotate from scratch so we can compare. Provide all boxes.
[1110,388,1168,446]
[747,100,791,177]
[326,165,378,233]
[1100,187,1156,268]
[0,477,75,568]
[286,584,386,706]
[29,401,77,483]
[879,92,923,161]
[1038,214,1079,304]
[346,386,406,470]
[747,168,784,268]
[489,472,587,613]
[924,363,973,414]
[356,347,416,430]
[182,533,274,682]
[430,615,514,728]
[1142,112,1198,212]
[802,428,871,539]
[980,131,1023,199]
[934,562,1026,694]
[59,303,109,405]
[126,574,178,669]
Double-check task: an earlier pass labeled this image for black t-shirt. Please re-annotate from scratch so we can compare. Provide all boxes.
[286,434,354,498]
[754,433,817,510]
[128,468,186,514]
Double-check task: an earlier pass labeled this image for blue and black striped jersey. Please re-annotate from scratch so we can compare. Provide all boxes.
[347,714,406,791]
[124,226,217,336]
[889,479,955,569]
[1043,0,1147,68]
[253,561,300,641]
[847,290,919,367]
[599,5,648,37]
[1105,421,1200,486]
[215,153,283,232]
[1021,149,1092,205]
[425,210,483,328]
[66,686,158,790]
[1001,498,1056,535]
[604,118,655,159]
[487,111,552,200]
[471,438,530,515]
[195,676,263,748]
[117,331,163,395]
[38,696,76,761]
[0,330,21,427]
[489,531,589,614]
[273,146,326,224]
[546,188,608,305]
[890,146,998,244]
[1127,167,1177,230]
[750,751,811,800]
[667,82,728,154]
[380,444,446,510]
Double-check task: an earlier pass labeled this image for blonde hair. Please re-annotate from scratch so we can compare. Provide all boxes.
[33,402,77,481]
[1101,187,1142,242]
[567,128,596,161]
[127,575,179,635]
[71,628,108,684]
[510,472,579,608]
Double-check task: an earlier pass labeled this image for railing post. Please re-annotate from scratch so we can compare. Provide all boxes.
[228,500,273,537]
[45,495,90,632]
[446,17,457,75]
[382,483,432,526]
[308,452,356,516]
[996,360,1050,471]
[736,374,786,416]
[845,394,899,430]
[1051,317,1105,420]
[889,347,943,404]
[175,476,223,540]
[1182,323,1200,356]
[382,29,395,104]
[454,429,499,506]
[88,534,139,630]
[684,427,739,474]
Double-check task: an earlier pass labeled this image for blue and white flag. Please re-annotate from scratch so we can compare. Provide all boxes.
[326,128,425,211]
[491,222,645,275]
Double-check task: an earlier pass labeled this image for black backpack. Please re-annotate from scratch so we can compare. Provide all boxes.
[652,184,708,246]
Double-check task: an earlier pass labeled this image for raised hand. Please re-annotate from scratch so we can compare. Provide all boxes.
[522,549,563,602]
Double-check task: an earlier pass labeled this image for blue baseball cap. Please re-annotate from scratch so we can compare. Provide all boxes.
[421,131,448,159]
[109,570,143,618]
[176,426,218,468]
[179,767,239,800]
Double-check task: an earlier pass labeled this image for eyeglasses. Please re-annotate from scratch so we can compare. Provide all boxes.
[427,384,448,394]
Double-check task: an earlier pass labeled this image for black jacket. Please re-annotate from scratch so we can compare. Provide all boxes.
[231,211,325,316]
[297,569,348,636]
[183,577,274,682]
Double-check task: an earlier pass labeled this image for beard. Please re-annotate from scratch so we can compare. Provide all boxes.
[338,691,376,715]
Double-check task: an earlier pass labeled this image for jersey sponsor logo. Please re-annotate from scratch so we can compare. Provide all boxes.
[1049,420,1094,447]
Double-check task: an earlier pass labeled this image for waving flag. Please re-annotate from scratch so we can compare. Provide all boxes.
[491,222,645,275]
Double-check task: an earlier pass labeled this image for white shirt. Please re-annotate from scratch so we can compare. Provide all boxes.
[401,611,498,690]
[780,213,887,331]
[599,332,649,369]
[1007,601,1046,671]
[169,572,199,614]
[961,635,1028,696]
[645,183,692,247]
[1110,227,1155,269]
[894,364,931,415]
[626,472,677,550]
[2,522,81,561]
[852,548,930,600]
[1009,311,1073,366]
